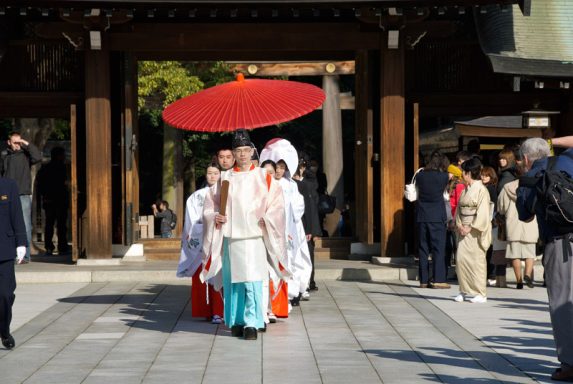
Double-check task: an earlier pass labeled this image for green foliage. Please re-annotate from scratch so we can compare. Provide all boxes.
[48,119,71,140]
[138,61,204,110]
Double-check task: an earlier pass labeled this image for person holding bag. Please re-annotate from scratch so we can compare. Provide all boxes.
[415,150,450,289]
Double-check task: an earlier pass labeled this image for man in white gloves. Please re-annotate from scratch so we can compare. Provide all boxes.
[0,177,27,350]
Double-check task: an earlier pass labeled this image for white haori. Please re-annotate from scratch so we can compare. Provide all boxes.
[177,187,208,278]
[279,177,312,297]
[201,166,290,288]
[227,237,268,283]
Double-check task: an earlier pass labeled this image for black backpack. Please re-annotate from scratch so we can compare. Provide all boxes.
[520,156,573,234]
[169,210,177,229]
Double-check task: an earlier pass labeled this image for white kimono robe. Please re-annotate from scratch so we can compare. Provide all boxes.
[177,187,208,278]
[201,166,290,288]
[279,177,312,298]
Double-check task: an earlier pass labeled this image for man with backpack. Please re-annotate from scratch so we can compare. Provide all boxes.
[152,200,176,238]
[517,137,573,382]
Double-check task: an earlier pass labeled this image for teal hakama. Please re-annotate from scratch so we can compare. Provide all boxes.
[222,238,265,329]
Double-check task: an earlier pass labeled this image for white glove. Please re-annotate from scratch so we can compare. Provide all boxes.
[16,246,26,264]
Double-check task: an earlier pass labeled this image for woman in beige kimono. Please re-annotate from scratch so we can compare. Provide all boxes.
[454,158,492,303]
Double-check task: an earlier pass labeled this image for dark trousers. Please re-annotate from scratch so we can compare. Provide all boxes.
[308,239,316,288]
[445,230,456,269]
[486,246,495,280]
[44,201,68,252]
[0,260,16,338]
[418,222,447,284]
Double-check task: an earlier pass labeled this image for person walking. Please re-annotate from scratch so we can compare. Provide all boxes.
[177,164,224,324]
[0,177,27,349]
[454,158,492,303]
[517,137,573,380]
[480,166,498,286]
[36,147,69,255]
[293,160,322,292]
[0,132,42,263]
[416,151,450,289]
[201,129,289,341]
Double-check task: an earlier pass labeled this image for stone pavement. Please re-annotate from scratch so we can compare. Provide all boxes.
[1,279,557,384]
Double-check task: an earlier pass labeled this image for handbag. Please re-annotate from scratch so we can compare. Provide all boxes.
[404,168,423,202]
[318,194,336,215]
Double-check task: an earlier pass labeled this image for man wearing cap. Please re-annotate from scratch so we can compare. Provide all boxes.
[201,129,289,340]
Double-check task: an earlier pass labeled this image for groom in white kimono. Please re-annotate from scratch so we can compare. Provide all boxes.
[202,129,289,340]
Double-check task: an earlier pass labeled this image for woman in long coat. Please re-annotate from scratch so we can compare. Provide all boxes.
[454,158,492,303]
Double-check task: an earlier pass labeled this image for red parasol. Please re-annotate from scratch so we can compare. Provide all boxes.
[162,73,325,132]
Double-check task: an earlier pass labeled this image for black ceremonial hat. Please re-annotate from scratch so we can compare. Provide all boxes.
[232,129,252,149]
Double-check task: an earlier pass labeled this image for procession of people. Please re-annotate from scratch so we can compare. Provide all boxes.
[177,130,318,340]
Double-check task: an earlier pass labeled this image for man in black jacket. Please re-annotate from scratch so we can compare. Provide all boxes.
[0,177,28,349]
[37,147,69,255]
[1,132,42,263]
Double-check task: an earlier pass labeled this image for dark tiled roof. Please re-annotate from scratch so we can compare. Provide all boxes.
[476,2,573,77]
[455,116,523,128]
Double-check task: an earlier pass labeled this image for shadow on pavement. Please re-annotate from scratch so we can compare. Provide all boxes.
[57,284,227,336]
[364,347,549,383]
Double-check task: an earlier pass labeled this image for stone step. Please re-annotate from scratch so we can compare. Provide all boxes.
[145,248,181,261]
[139,238,181,250]
[315,249,349,260]
[314,237,353,249]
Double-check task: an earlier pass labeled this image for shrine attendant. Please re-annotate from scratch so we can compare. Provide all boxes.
[202,130,289,340]
[177,164,224,324]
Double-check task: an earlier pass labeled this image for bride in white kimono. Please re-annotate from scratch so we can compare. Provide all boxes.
[260,139,312,306]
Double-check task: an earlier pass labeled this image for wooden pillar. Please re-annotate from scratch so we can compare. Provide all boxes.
[123,53,138,244]
[380,31,405,257]
[355,50,374,244]
[85,48,112,258]
[322,75,344,210]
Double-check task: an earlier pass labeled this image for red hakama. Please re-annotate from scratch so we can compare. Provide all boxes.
[191,266,224,318]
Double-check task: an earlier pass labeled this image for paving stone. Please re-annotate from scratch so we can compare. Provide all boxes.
[0,279,558,383]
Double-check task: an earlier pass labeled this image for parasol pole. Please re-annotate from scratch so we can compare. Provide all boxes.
[217,180,230,230]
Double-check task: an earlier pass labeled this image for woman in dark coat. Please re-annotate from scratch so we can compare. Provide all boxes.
[415,150,450,289]
[294,160,322,292]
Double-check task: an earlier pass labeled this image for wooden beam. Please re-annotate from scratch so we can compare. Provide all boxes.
[231,61,355,76]
[109,23,380,52]
[316,93,354,110]
[380,31,405,257]
[413,102,419,172]
[136,50,355,61]
[70,104,78,262]
[0,92,83,118]
[85,48,112,259]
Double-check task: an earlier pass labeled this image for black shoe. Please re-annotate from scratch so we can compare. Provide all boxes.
[258,324,267,333]
[516,282,524,290]
[290,296,300,307]
[524,275,534,289]
[231,325,244,337]
[309,283,318,291]
[244,327,257,340]
[2,334,15,349]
